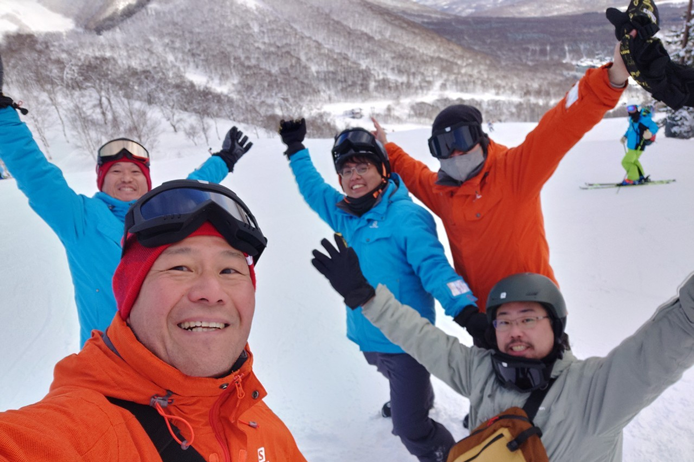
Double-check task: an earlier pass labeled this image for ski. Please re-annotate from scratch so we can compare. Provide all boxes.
[580,179,676,190]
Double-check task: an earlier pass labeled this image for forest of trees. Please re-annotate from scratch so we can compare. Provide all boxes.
[0,0,635,157]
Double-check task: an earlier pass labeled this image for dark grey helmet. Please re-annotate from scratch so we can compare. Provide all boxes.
[331,127,391,178]
[486,273,567,343]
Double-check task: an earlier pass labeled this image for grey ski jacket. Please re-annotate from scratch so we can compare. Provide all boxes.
[361,275,694,462]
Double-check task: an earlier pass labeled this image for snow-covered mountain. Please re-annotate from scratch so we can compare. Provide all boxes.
[410,0,688,17]
[0,0,683,160]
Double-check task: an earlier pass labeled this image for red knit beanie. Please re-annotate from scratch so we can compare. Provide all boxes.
[97,158,152,192]
[113,222,257,320]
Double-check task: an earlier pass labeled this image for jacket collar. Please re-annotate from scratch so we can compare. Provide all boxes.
[549,349,576,379]
[94,191,135,222]
[51,316,267,422]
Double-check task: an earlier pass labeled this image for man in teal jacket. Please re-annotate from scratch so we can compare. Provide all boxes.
[278,119,481,462]
[0,66,252,346]
[314,240,694,462]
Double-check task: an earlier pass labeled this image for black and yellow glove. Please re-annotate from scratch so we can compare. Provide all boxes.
[607,0,694,110]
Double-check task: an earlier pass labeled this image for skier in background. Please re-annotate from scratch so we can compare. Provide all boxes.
[620,103,658,185]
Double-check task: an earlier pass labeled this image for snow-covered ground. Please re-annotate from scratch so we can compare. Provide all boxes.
[0,0,74,37]
[1,114,694,461]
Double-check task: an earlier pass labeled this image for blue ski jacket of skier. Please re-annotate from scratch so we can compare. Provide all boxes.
[289,148,477,353]
[624,110,659,150]
[0,107,230,347]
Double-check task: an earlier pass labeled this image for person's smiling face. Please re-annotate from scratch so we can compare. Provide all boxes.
[494,302,554,360]
[101,162,148,202]
[127,235,255,377]
[340,160,382,199]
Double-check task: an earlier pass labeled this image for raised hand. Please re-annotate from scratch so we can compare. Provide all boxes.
[311,233,375,309]
[0,54,28,115]
[371,117,388,145]
[278,118,306,158]
[213,126,252,172]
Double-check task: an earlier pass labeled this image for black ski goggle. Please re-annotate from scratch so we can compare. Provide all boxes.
[332,130,380,162]
[98,138,150,167]
[123,180,267,263]
[428,122,484,159]
[490,351,550,393]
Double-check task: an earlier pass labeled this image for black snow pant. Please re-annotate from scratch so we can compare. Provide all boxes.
[364,352,455,462]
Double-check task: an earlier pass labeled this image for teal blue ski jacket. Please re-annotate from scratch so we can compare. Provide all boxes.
[289,148,477,353]
[624,112,659,150]
[0,107,228,346]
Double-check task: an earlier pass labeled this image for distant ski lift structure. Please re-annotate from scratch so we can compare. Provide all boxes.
[346,108,363,119]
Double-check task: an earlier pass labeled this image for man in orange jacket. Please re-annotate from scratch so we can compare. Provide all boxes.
[372,43,630,315]
[0,180,307,462]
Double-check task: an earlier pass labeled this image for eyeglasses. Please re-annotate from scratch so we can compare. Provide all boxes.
[123,180,267,263]
[428,122,484,159]
[492,316,550,332]
[339,163,372,178]
[627,105,639,113]
[97,138,150,167]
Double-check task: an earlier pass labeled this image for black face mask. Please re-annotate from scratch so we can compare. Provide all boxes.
[629,112,640,122]
[343,181,387,217]
[490,351,553,392]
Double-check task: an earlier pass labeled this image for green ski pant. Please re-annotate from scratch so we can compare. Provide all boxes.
[621,148,645,181]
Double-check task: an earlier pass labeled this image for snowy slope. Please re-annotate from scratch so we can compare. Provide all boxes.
[1,115,694,461]
[0,0,74,37]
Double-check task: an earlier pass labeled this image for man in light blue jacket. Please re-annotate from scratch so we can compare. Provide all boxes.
[0,69,252,346]
[278,119,483,462]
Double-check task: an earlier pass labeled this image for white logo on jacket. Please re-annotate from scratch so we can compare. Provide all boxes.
[258,447,268,462]
[447,279,471,297]
[369,221,379,229]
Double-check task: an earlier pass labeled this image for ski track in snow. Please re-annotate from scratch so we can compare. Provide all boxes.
[1,116,694,460]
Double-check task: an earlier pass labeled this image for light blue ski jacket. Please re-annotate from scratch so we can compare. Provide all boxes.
[624,112,659,150]
[0,107,228,346]
[289,149,477,353]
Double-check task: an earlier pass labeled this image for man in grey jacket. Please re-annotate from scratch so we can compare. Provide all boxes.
[311,235,694,462]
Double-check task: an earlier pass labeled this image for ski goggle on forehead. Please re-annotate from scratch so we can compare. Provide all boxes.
[627,105,639,113]
[97,138,150,167]
[428,122,484,159]
[331,130,379,162]
[123,180,267,263]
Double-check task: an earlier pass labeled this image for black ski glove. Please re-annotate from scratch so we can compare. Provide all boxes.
[279,118,306,158]
[606,0,660,41]
[213,126,252,172]
[606,1,694,110]
[454,305,490,347]
[0,54,28,115]
[311,233,376,309]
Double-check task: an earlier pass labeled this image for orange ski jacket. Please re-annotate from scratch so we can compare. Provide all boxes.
[386,65,624,311]
[0,316,306,462]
